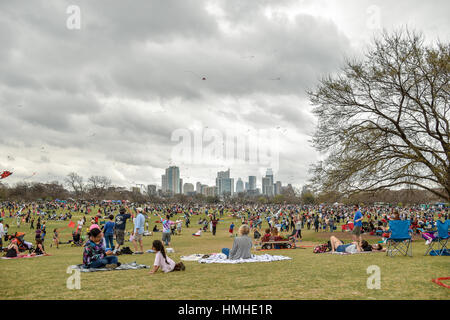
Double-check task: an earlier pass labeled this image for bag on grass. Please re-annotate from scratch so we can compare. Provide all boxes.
[313,242,330,253]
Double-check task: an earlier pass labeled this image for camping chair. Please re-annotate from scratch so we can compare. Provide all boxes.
[386,220,412,257]
[425,220,449,256]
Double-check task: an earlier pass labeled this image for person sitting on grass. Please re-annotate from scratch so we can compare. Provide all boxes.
[5,239,19,258]
[149,240,185,274]
[221,225,252,260]
[83,227,119,269]
[261,228,272,242]
[192,228,202,237]
[33,238,46,255]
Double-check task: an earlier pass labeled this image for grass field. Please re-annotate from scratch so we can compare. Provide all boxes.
[0,209,449,300]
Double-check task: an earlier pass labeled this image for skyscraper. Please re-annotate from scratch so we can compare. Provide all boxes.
[196,182,202,193]
[164,166,180,194]
[216,169,234,196]
[262,168,274,196]
[161,174,168,193]
[183,183,194,195]
[248,176,256,191]
[274,181,282,195]
[236,178,244,193]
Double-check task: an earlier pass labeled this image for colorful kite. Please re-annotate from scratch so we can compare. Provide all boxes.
[0,171,13,179]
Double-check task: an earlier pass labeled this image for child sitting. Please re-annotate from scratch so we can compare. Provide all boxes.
[149,240,185,274]
[5,239,19,258]
[33,238,46,255]
[83,227,119,269]
[261,228,271,242]
[192,229,202,237]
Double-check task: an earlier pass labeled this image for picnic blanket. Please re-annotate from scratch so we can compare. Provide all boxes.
[198,253,292,264]
[69,262,149,272]
[1,253,51,260]
[181,254,210,261]
[326,251,380,255]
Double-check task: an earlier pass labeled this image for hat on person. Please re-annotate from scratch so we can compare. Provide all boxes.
[119,208,126,214]
[136,207,143,213]
[89,224,100,231]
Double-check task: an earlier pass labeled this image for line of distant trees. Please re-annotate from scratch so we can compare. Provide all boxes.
[0,172,446,206]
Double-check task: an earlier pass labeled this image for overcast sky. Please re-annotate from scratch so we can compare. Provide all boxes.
[0,0,449,190]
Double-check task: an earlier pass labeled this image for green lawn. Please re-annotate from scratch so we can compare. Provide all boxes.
[0,210,449,300]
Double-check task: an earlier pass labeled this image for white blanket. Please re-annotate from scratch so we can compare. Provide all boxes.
[181,254,206,261]
[198,253,292,264]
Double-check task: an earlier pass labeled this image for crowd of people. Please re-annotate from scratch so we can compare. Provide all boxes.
[0,200,448,270]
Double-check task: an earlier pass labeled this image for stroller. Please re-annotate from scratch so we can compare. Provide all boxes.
[8,232,34,253]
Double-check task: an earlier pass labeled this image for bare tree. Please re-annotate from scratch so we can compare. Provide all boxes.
[87,175,112,198]
[64,172,85,198]
[308,29,449,201]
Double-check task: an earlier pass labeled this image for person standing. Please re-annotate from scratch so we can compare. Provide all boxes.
[132,208,145,254]
[159,214,173,246]
[114,207,131,253]
[211,216,219,236]
[294,218,302,240]
[0,218,4,249]
[103,214,115,250]
[352,206,364,242]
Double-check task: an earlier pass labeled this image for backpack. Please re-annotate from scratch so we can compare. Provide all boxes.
[120,247,133,255]
[313,242,331,253]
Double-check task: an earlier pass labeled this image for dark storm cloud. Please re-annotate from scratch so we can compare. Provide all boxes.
[0,0,448,187]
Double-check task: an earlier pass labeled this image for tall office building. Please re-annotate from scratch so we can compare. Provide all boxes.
[161,174,168,193]
[274,181,282,195]
[196,182,202,193]
[183,183,194,195]
[245,182,249,191]
[216,169,234,196]
[248,176,256,191]
[163,166,181,194]
[262,168,274,196]
[236,178,244,193]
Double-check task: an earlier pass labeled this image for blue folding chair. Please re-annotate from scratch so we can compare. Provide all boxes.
[425,220,449,256]
[386,220,412,257]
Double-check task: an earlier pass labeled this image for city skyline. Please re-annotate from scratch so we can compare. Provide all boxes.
[156,164,292,197]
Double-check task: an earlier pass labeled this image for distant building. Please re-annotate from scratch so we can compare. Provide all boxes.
[147,185,157,196]
[245,182,249,191]
[274,181,282,195]
[248,176,256,191]
[204,186,218,197]
[131,187,140,194]
[216,169,234,196]
[162,166,181,194]
[196,182,202,193]
[236,178,244,193]
[262,169,274,196]
[161,174,168,193]
[183,183,194,195]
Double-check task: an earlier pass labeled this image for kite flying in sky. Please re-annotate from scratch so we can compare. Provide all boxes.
[185,70,206,80]
[0,171,13,179]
